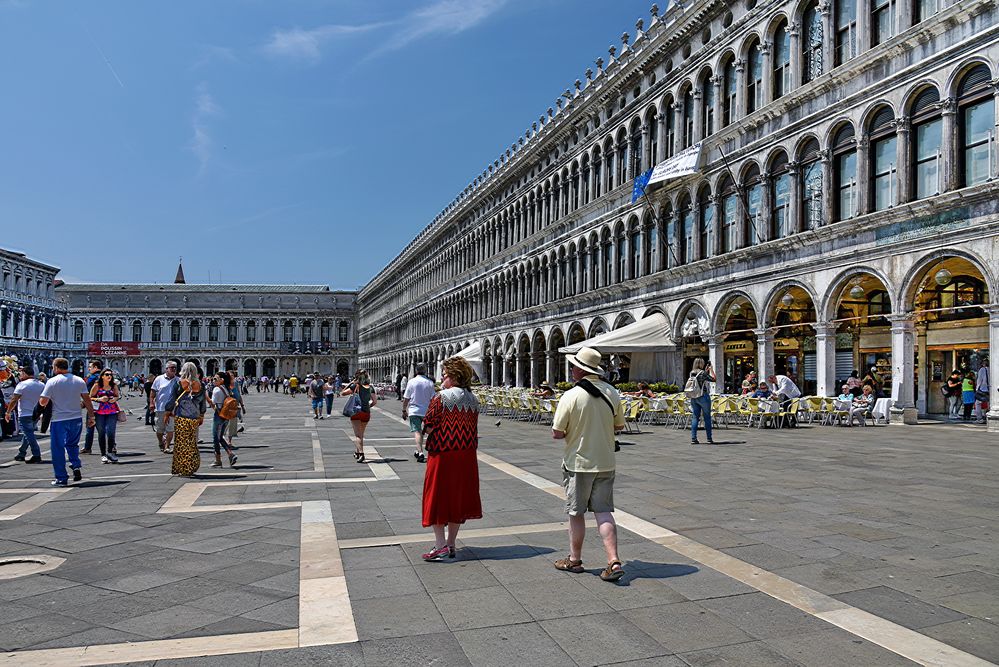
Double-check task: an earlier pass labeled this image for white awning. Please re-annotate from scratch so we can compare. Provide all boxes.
[648,142,703,186]
[456,341,482,363]
[559,313,675,354]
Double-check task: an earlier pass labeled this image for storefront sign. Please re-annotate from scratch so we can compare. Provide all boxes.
[723,341,755,353]
[87,342,140,357]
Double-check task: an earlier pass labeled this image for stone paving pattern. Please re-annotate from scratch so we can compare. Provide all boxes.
[0,390,995,665]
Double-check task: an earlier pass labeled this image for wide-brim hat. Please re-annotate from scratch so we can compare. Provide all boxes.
[566,347,604,375]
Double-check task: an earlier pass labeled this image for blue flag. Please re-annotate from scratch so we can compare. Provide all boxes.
[632,168,653,203]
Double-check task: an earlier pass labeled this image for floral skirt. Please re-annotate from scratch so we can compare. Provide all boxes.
[172,417,201,476]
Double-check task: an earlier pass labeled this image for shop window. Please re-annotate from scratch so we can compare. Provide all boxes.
[937,277,988,321]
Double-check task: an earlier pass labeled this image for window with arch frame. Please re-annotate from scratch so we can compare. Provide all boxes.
[93,320,104,342]
[131,320,142,342]
[832,123,858,220]
[151,320,162,342]
[74,320,84,343]
[958,64,996,187]
[773,21,791,99]
[746,42,764,113]
[868,106,898,211]
[802,2,823,83]
[698,189,714,259]
[799,139,823,229]
[910,87,943,199]
[770,154,792,240]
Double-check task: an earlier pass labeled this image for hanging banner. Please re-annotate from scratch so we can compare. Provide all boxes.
[87,342,141,356]
[647,142,703,186]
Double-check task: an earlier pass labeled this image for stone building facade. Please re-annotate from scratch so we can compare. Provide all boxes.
[57,283,358,380]
[0,248,70,374]
[358,0,999,425]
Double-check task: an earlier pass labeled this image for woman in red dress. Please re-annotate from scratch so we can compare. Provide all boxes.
[421,357,482,561]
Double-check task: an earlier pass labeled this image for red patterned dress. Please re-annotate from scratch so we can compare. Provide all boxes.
[422,387,482,527]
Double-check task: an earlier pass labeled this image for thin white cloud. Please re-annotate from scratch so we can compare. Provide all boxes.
[189,83,222,176]
[192,45,238,70]
[263,0,506,64]
[263,23,384,63]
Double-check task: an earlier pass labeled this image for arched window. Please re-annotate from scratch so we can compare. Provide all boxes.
[208,320,220,342]
[283,321,294,342]
[958,65,996,188]
[570,163,580,210]
[320,321,330,342]
[747,41,764,113]
[802,2,823,83]
[568,245,578,295]
[701,70,715,137]
[720,177,739,253]
[111,320,123,342]
[646,109,658,167]
[914,0,939,23]
[630,222,642,279]
[836,1,857,65]
[773,20,791,99]
[832,123,858,220]
[264,320,275,342]
[616,224,627,282]
[338,321,349,342]
[301,320,312,342]
[649,218,659,271]
[663,97,676,159]
[910,87,943,199]
[131,320,142,342]
[677,196,694,264]
[151,320,162,342]
[744,166,763,246]
[189,320,201,342]
[871,0,897,47]
[869,106,897,211]
[73,320,84,343]
[770,153,792,240]
[170,320,181,343]
[93,320,104,342]
[602,229,614,287]
[227,319,238,342]
[799,139,823,230]
[934,276,988,322]
[682,86,695,148]
[580,156,591,205]
[630,120,643,177]
[592,148,603,198]
[246,320,257,342]
[617,132,628,186]
[722,59,737,127]
[698,187,714,259]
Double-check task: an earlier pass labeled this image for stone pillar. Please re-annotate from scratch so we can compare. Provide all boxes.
[759,171,773,242]
[987,307,999,433]
[734,60,746,120]
[760,41,772,106]
[856,134,870,215]
[915,323,928,415]
[755,328,775,380]
[820,2,834,77]
[546,352,558,385]
[672,104,684,156]
[889,314,918,424]
[502,354,512,386]
[692,89,703,144]
[705,335,725,393]
[641,124,651,171]
[940,98,958,192]
[712,76,723,135]
[788,161,803,234]
[656,114,667,162]
[819,149,833,227]
[856,0,870,53]
[897,0,913,32]
[788,22,801,91]
[517,354,529,388]
[814,322,837,397]
[895,116,911,205]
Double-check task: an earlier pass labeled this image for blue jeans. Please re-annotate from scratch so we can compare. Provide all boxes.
[212,414,231,457]
[18,416,40,458]
[690,395,713,442]
[325,394,334,415]
[50,418,83,483]
[84,423,95,450]
[94,413,118,455]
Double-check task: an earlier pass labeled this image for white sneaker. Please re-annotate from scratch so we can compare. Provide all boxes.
[101,455,109,464]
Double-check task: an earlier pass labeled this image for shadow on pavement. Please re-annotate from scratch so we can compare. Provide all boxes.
[465,545,557,560]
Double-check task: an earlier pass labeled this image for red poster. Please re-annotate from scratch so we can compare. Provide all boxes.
[87,342,141,356]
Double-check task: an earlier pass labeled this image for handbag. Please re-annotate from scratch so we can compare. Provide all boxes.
[116,410,128,424]
[342,385,363,417]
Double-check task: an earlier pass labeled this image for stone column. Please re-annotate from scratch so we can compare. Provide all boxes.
[656,114,667,162]
[788,22,801,91]
[856,0,870,53]
[820,2,834,76]
[987,307,999,433]
[692,89,704,144]
[673,104,684,156]
[759,171,773,242]
[734,60,746,120]
[641,124,651,171]
[755,328,775,379]
[856,134,870,215]
[889,314,918,424]
[819,149,833,227]
[915,323,928,415]
[545,352,558,385]
[760,41,772,106]
[502,354,512,386]
[940,98,958,192]
[517,354,529,388]
[705,334,725,393]
[712,76,723,134]
[895,116,911,205]
[814,322,837,397]
[788,161,802,234]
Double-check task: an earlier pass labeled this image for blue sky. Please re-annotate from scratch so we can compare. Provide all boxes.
[1,0,652,289]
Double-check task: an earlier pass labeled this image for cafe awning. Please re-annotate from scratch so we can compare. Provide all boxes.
[456,341,484,381]
[559,313,676,354]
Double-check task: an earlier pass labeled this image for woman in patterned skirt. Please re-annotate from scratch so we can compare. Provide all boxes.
[165,362,207,476]
[421,357,482,561]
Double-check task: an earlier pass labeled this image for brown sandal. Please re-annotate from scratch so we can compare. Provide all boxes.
[554,556,584,573]
[600,560,625,582]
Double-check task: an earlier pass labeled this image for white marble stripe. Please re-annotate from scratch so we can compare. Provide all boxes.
[298,500,357,646]
[0,490,70,521]
[339,521,568,549]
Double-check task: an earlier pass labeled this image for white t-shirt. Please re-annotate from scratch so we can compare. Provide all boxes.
[151,374,180,412]
[13,379,45,415]
[403,375,436,417]
[212,386,228,410]
[40,372,88,423]
[771,375,801,399]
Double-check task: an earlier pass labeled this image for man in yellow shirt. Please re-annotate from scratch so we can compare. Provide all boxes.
[289,375,299,396]
[551,346,626,582]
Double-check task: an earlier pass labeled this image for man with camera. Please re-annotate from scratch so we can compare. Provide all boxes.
[551,346,627,582]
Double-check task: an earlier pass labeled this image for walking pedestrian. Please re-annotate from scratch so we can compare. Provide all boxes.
[323,376,336,416]
[4,365,44,463]
[210,371,238,468]
[309,374,325,420]
[962,371,976,421]
[226,370,246,441]
[341,370,376,463]
[150,362,180,453]
[81,360,103,454]
[551,347,626,582]
[90,368,122,463]
[143,373,156,426]
[945,369,963,419]
[38,358,96,486]
[687,358,715,445]
[975,358,990,424]
[420,357,481,561]
[402,363,435,463]
[165,362,207,476]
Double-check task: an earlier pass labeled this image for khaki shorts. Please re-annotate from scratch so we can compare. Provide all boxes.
[154,411,175,434]
[562,466,615,515]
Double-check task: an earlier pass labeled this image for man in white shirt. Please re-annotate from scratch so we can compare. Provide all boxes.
[4,365,45,463]
[38,358,96,486]
[402,364,435,463]
[150,362,180,453]
[768,373,802,426]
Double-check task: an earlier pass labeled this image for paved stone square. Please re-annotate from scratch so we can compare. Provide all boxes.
[0,390,996,666]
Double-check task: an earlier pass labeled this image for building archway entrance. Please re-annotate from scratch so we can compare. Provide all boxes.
[718,296,758,394]
[148,359,162,376]
[768,286,817,395]
[336,359,350,378]
[206,359,219,376]
[244,359,257,377]
[262,359,276,378]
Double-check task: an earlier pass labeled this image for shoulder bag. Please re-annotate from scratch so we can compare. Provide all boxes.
[576,379,622,452]
[342,384,363,417]
[218,387,240,420]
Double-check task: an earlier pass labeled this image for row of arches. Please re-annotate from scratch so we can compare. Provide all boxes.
[73,318,353,345]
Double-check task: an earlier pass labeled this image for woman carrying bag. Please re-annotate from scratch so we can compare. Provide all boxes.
[165,362,208,476]
[90,369,121,463]
[341,370,376,463]
[210,371,239,468]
